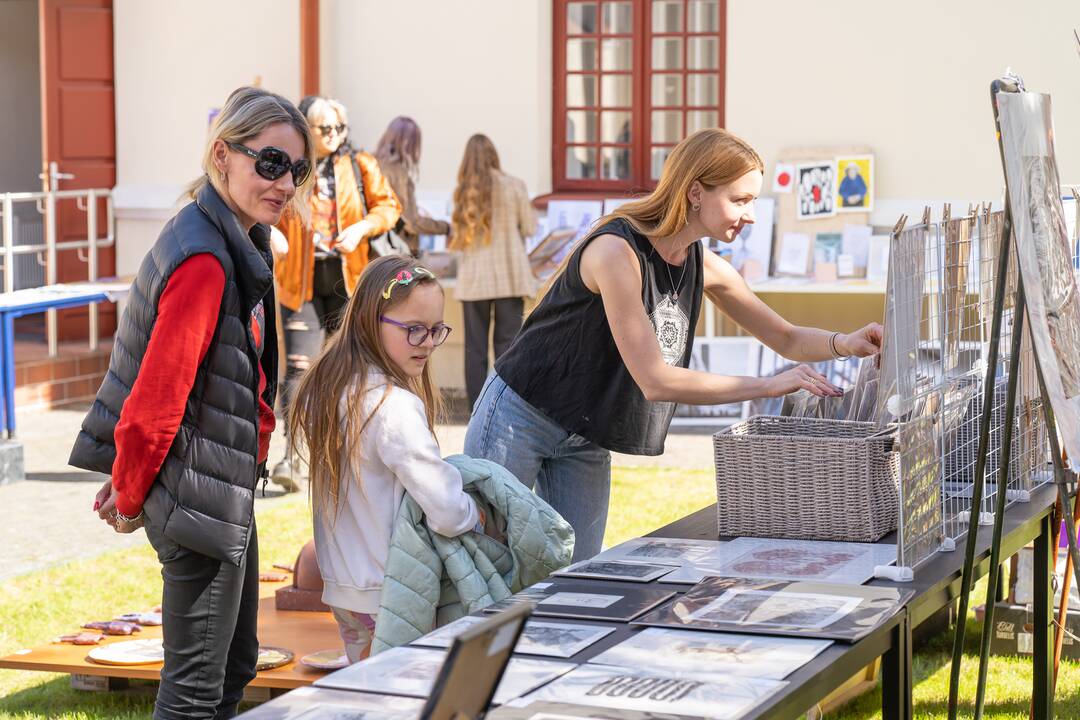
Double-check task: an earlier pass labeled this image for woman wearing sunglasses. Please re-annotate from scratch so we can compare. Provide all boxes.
[69,86,315,719]
[271,95,402,490]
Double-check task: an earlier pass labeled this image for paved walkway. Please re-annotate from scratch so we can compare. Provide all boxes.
[0,403,714,581]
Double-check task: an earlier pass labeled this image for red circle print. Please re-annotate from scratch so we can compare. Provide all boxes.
[812,186,822,202]
[777,171,791,187]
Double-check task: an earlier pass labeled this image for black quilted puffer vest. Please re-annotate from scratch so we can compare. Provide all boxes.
[69,183,278,565]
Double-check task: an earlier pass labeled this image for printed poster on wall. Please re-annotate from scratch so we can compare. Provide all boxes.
[796,162,836,220]
[835,155,874,213]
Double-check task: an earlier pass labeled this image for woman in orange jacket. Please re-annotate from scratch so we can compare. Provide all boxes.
[270,95,402,488]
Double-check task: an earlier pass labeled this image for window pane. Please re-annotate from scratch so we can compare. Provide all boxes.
[651,111,682,143]
[601,38,633,71]
[651,0,683,32]
[688,36,719,70]
[651,146,673,180]
[566,111,598,143]
[651,74,682,107]
[566,146,599,179]
[567,2,597,34]
[601,1,633,33]
[652,37,682,70]
[687,0,720,32]
[567,75,598,107]
[601,111,632,143]
[687,74,719,106]
[601,75,633,107]
[567,38,598,71]
[687,110,718,134]
[601,147,632,180]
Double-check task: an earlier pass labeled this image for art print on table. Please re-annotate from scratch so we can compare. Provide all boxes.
[633,576,913,642]
[414,616,615,659]
[592,537,730,565]
[518,664,785,720]
[796,162,836,220]
[588,627,830,680]
[484,701,691,720]
[484,580,675,622]
[834,155,874,212]
[234,685,424,720]
[996,90,1080,471]
[314,646,574,705]
[553,559,675,583]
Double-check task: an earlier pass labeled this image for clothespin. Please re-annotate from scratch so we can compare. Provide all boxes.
[921,206,932,227]
[942,203,951,225]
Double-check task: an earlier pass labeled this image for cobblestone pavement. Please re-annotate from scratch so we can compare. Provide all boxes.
[1,404,714,580]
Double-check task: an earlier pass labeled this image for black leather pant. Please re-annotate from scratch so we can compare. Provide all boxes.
[462,297,524,410]
[145,519,259,720]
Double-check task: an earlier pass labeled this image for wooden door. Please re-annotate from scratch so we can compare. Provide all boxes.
[39,0,116,340]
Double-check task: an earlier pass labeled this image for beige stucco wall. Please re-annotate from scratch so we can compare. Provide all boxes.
[319,0,553,202]
[0,0,41,193]
[725,0,1080,224]
[112,0,300,275]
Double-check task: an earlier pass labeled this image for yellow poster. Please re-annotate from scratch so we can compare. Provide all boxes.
[835,155,874,213]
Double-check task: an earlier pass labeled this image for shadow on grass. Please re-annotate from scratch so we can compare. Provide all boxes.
[0,674,155,720]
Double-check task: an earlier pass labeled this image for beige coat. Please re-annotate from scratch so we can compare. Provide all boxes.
[454,170,538,301]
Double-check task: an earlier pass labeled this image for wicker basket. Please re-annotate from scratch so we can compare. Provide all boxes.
[714,415,899,542]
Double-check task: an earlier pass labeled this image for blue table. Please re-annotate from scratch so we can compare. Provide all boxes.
[0,281,129,438]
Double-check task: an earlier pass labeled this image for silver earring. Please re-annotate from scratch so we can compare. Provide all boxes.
[692,203,700,211]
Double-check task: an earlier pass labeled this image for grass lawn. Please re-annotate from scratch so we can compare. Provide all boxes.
[2,465,1077,718]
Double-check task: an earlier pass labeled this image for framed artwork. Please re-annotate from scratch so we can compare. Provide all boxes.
[996,90,1080,471]
[633,576,913,642]
[235,686,423,720]
[672,337,761,425]
[482,580,675,623]
[518,664,786,720]
[834,155,874,212]
[413,615,616,659]
[553,559,676,583]
[588,627,831,680]
[591,537,730,566]
[772,163,795,194]
[796,162,837,220]
[776,232,812,276]
[547,200,604,243]
[314,646,574,706]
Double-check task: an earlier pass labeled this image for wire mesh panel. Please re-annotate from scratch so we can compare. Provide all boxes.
[881,208,1052,572]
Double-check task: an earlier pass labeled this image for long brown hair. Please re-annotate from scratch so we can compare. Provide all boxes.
[375,116,423,180]
[536,128,763,304]
[288,255,445,521]
[450,134,501,250]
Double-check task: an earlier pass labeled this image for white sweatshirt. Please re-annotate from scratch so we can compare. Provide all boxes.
[315,373,479,614]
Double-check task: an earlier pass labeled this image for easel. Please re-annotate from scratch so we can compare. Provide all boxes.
[946,75,1080,719]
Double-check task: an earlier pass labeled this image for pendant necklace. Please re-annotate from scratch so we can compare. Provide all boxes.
[662,242,688,302]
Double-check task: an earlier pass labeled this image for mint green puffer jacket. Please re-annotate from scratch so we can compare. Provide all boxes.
[370,454,575,655]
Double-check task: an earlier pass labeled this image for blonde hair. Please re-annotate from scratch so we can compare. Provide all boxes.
[303,96,350,135]
[450,134,501,251]
[187,86,315,222]
[535,128,763,303]
[288,255,445,522]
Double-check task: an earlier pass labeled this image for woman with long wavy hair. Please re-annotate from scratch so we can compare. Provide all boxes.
[450,134,537,409]
[464,128,883,561]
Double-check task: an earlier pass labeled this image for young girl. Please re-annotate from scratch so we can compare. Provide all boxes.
[289,255,480,662]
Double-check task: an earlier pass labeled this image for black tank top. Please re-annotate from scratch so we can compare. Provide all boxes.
[496,218,703,455]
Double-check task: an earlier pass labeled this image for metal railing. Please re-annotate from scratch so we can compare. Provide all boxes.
[0,187,116,355]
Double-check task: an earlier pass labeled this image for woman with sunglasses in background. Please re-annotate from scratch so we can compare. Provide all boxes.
[69,86,315,719]
[270,96,402,490]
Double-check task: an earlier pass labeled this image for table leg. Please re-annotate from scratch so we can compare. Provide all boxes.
[882,609,912,720]
[1,313,13,439]
[1033,512,1054,719]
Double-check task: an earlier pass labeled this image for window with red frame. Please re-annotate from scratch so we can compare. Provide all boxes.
[554,0,726,193]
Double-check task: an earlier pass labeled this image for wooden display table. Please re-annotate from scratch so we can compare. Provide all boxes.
[0,580,341,690]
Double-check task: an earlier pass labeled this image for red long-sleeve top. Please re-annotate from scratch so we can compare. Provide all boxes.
[111,254,276,517]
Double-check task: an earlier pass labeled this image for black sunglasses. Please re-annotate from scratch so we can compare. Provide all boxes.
[315,123,347,137]
[226,141,311,186]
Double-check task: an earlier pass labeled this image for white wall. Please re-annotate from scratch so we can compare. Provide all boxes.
[320,0,553,201]
[726,0,1080,223]
[0,0,41,193]
[112,0,300,273]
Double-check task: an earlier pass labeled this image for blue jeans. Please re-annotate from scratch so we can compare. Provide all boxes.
[464,374,611,561]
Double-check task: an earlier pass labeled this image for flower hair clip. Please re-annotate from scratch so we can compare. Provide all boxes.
[382,267,435,300]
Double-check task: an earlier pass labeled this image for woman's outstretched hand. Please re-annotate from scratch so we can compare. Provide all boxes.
[765,364,842,398]
[837,322,883,358]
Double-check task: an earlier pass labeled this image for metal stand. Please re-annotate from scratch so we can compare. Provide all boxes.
[946,76,1080,720]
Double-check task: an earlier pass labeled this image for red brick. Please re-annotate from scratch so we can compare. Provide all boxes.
[49,359,77,381]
